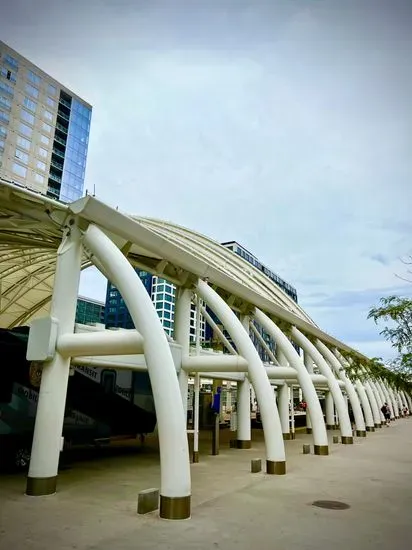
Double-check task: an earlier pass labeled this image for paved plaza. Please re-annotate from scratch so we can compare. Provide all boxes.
[0,421,411,550]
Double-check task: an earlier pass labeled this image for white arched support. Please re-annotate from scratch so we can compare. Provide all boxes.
[174,287,192,421]
[26,221,82,497]
[254,310,329,456]
[84,224,191,520]
[325,391,335,429]
[290,328,353,443]
[196,281,286,474]
[315,340,366,436]
[387,386,400,418]
[333,350,375,433]
[303,352,313,433]
[378,379,395,420]
[369,380,385,425]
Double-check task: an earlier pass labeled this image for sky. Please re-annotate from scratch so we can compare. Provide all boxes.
[1,0,411,360]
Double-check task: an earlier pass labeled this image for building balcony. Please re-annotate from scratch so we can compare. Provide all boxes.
[52,147,65,159]
[49,172,62,184]
[50,158,64,171]
[56,122,68,134]
[54,135,67,147]
[57,110,70,123]
[59,97,71,109]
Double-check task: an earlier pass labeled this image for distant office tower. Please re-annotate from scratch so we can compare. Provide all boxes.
[105,270,205,341]
[221,241,298,302]
[205,241,299,360]
[0,41,92,203]
[75,296,105,326]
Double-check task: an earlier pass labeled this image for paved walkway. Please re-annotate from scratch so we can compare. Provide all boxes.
[1,421,411,550]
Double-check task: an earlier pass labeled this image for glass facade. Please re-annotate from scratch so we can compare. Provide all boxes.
[75,297,105,326]
[57,98,91,202]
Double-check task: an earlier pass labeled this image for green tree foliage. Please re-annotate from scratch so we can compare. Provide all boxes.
[368,296,412,377]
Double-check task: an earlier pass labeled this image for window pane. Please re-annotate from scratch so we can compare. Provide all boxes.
[36,160,46,171]
[26,83,39,98]
[42,122,52,133]
[46,97,56,108]
[21,109,35,125]
[23,97,37,112]
[15,148,29,164]
[0,125,7,137]
[12,162,27,177]
[44,110,53,121]
[40,135,50,145]
[27,69,41,85]
[34,173,44,184]
[38,147,47,158]
[19,122,32,137]
[0,111,10,123]
[47,83,57,95]
[0,81,13,95]
[4,54,18,69]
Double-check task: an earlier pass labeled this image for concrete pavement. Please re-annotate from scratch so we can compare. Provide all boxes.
[0,421,411,550]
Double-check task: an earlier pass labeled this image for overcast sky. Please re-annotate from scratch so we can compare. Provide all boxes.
[1,0,411,360]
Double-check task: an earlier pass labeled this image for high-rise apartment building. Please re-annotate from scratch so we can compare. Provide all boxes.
[105,270,205,341]
[0,41,92,202]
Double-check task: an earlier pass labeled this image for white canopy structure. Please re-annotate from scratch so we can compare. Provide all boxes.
[0,180,408,520]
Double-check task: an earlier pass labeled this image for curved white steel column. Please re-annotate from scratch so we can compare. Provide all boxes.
[333,350,374,433]
[378,380,395,419]
[84,224,191,520]
[363,380,382,427]
[26,222,82,497]
[315,340,366,435]
[290,328,353,442]
[174,287,192,420]
[369,380,385,425]
[278,383,291,439]
[237,315,252,446]
[255,311,329,455]
[237,378,252,447]
[388,386,400,418]
[304,352,313,433]
[325,391,335,429]
[196,281,286,474]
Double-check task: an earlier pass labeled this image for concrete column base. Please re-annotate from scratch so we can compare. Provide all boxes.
[375,423,382,428]
[356,430,367,437]
[306,427,312,434]
[282,433,292,440]
[366,426,375,432]
[314,445,329,456]
[192,451,199,463]
[159,495,191,520]
[341,436,354,445]
[236,440,251,449]
[326,424,335,431]
[266,460,286,475]
[26,476,57,496]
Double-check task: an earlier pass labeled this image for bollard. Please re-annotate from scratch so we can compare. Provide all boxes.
[333,435,339,444]
[137,488,159,515]
[251,458,262,473]
[303,444,311,455]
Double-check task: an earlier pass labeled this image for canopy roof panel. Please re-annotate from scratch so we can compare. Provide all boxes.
[0,180,360,356]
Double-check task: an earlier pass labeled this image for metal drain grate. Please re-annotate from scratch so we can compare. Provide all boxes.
[312,500,350,510]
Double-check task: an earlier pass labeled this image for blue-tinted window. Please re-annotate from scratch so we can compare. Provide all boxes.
[27,69,41,85]
[0,96,11,110]
[0,81,13,95]
[1,67,16,83]
[4,55,18,69]
[0,125,7,137]
[23,97,37,112]
[19,122,32,137]
[164,302,172,311]
[21,109,35,125]
[12,162,27,177]
[0,111,9,123]
[26,83,39,98]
